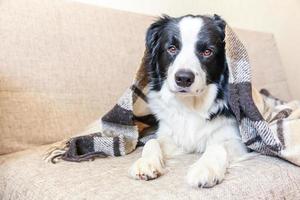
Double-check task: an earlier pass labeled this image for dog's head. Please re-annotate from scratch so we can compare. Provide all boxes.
[145,14,227,96]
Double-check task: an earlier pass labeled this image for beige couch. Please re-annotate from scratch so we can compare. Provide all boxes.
[1,0,299,199]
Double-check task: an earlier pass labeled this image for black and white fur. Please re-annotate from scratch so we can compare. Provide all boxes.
[129,15,248,188]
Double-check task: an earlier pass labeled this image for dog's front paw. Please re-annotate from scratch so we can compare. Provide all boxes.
[186,161,226,188]
[129,156,164,181]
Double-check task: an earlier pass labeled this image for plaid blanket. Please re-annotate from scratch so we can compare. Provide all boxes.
[45,25,300,166]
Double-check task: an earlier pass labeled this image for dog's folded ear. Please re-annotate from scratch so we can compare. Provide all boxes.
[212,14,226,39]
[212,14,226,30]
[146,15,171,52]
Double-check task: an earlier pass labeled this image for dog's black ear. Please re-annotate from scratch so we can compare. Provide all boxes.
[146,15,171,52]
[145,15,171,91]
[212,14,226,31]
[212,14,226,40]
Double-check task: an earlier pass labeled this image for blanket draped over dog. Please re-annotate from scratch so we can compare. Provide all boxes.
[45,25,300,166]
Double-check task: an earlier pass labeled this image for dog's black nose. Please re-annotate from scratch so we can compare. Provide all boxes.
[175,70,195,88]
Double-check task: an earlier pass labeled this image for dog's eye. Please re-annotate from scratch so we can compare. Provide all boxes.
[167,45,177,54]
[200,49,213,57]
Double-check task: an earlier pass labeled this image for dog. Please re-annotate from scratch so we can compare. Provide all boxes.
[129,14,248,188]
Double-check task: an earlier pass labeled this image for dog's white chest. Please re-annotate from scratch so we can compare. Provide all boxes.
[148,88,223,153]
[164,109,209,153]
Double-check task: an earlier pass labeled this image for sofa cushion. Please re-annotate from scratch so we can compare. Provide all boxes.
[0,147,300,200]
[0,0,291,155]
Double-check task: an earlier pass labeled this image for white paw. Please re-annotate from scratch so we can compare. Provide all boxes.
[186,161,226,188]
[129,156,164,181]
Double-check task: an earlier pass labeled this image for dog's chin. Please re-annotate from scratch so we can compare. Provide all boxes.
[169,87,206,97]
[174,89,192,96]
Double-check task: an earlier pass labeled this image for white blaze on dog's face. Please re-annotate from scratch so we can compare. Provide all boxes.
[167,17,205,95]
[146,15,226,96]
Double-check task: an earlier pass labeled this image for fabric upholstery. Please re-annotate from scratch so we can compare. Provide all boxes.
[0,146,300,200]
[0,0,291,155]
[0,0,149,154]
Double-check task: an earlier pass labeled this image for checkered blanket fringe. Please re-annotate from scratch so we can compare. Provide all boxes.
[44,25,300,166]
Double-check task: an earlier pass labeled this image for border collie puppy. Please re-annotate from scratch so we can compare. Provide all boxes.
[129,15,248,188]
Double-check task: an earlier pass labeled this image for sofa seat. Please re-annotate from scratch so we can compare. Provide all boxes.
[1,146,300,200]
